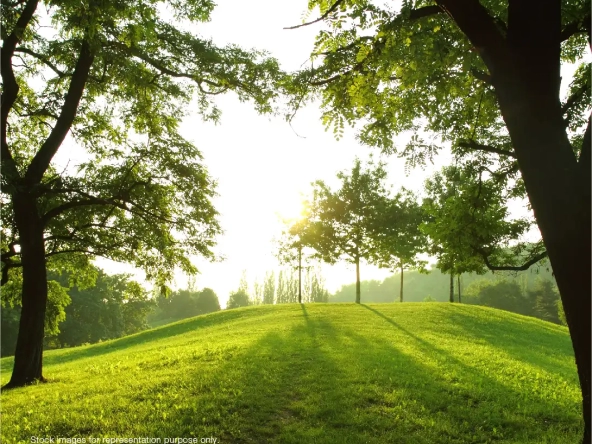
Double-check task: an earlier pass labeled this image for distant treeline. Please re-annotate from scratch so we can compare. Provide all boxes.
[331,267,565,325]
[1,269,223,357]
[227,267,329,309]
[1,269,155,357]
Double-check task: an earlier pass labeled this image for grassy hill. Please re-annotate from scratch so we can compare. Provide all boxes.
[1,303,583,443]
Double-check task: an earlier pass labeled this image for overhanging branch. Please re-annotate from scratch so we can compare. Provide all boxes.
[409,5,444,20]
[560,14,591,42]
[284,0,347,30]
[474,246,548,271]
[14,47,69,77]
[457,140,516,158]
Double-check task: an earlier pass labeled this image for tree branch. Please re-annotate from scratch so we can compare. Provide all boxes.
[24,40,95,185]
[409,5,444,20]
[284,0,347,30]
[457,140,516,158]
[14,47,68,77]
[1,259,22,286]
[474,247,548,271]
[561,82,589,115]
[560,14,591,42]
[1,0,39,181]
[436,0,508,76]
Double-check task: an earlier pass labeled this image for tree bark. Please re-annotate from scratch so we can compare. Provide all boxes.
[5,192,48,387]
[355,255,361,304]
[449,272,454,303]
[399,261,404,303]
[496,91,591,443]
[457,275,461,303]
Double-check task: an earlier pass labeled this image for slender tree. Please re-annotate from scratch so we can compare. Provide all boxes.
[297,158,392,304]
[263,271,276,305]
[373,190,427,302]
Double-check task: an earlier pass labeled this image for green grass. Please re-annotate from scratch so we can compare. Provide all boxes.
[1,303,583,443]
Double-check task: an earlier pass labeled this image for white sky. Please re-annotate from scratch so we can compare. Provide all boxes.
[68,0,586,307]
[95,0,456,305]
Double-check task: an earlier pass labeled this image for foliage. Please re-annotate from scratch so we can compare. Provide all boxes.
[1,0,286,291]
[295,0,589,156]
[52,270,154,349]
[1,268,72,340]
[373,188,428,273]
[263,271,276,305]
[153,287,221,322]
[1,267,155,355]
[421,164,536,276]
[529,279,562,325]
[0,304,581,443]
[226,289,251,310]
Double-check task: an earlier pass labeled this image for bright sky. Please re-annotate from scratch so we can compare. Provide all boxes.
[95,0,457,305]
[76,1,585,307]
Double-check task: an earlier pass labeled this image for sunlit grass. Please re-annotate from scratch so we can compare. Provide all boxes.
[1,303,582,443]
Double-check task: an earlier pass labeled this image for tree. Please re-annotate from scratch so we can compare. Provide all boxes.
[1,1,283,387]
[373,190,427,302]
[54,270,154,347]
[195,288,221,314]
[306,266,330,303]
[263,271,276,305]
[298,158,392,303]
[422,164,537,278]
[529,279,561,324]
[292,1,590,436]
[276,270,288,304]
[226,289,251,310]
[252,279,263,306]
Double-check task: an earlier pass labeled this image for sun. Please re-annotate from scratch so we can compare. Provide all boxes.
[274,194,309,224]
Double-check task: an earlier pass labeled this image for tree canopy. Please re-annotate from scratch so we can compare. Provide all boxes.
[1,0,285,387]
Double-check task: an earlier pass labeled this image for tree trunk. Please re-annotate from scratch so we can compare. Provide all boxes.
[449,272,454,303]
[498,98,591,442]
[6,193,48,387]
[355,256,360,304]
[457,275,461,303]
[490,33,590,443]
[399,261,404,303]
[298,245,302,304]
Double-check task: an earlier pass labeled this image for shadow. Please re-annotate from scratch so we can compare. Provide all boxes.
[441,305,576,374]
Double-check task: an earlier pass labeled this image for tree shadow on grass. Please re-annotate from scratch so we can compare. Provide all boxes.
[358,304,582,441]
[163,304,581,443]
[4,304,582,444]
[441,304,576,375]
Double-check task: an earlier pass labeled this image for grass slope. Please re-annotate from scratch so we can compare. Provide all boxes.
[1,303,582,443]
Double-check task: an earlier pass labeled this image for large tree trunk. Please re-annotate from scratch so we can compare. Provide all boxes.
[399,261,404,303]
[355,256,361,304]
[6,193,48,387]
[497,92,591,442]
[493,18,590,443]
[457,275,461,303]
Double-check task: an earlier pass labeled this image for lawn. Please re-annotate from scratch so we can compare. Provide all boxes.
[1,303,583,443]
